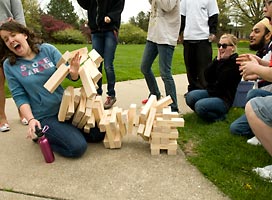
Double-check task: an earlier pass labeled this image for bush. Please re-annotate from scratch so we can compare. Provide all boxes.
[119,23,147,44]
[52,28,86,44]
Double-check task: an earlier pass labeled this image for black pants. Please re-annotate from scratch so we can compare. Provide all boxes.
[183,40,212,92]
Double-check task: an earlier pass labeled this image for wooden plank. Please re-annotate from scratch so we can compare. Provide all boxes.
[56,51,71,68]
[88,49,103,67]
[44,63,69,93]
[127,104,137,134]
[83,59,102,84]
[143,107,157,137]
[58,88,71,122]
[78,63,97,98]
[156,117,185,128]
[140,95,157,123]
[155,95,173,110]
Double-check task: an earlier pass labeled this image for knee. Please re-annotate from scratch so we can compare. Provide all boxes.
[69,142,88,158]
[229,122,240,135]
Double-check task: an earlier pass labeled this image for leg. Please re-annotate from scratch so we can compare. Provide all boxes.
[0,66,8,127]
[103,31,118,97]
[246,89,272,101]
[229,114,254,137]
[246,100,272,156]
[185,89,209,111]
[91,32,104,96]
[140,41,160,99]
[195,40,212,89]
[40,116,87,158]
[158,44,178,112]
[183,41,199,92]
[195,97,228,122]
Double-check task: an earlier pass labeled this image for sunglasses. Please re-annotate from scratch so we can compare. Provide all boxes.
[264,0,272,6]
[217,43,233,49]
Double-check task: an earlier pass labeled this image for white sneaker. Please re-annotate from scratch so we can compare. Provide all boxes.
[0,123,10,132]
[253,165,272,182]
[247,136,261,146]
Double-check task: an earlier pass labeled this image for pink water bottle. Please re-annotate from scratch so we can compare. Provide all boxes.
[35,126,55,163]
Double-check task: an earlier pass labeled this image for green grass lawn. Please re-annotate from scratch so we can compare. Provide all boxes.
[5,42,272,199]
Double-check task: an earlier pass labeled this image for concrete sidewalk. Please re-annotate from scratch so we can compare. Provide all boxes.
[0,74,230,200]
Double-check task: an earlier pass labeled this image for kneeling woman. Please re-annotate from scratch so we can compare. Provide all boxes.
[185,34,241,122]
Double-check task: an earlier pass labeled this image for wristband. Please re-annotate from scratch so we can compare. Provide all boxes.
[28,118,35,123]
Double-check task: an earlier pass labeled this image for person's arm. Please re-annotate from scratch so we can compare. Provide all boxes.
[77,0,90,10]
[208,14,218,41]
[106,0,125,25]
[10,0,26,25]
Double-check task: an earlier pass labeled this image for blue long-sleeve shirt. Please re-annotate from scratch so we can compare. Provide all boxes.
[4,43,64,120]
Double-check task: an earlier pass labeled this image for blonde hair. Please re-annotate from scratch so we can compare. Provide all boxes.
[220,33,238,52]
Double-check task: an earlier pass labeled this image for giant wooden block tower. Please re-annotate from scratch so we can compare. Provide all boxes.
[44,47,185,155]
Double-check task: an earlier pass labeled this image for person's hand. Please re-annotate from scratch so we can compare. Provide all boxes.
[236,54,261,65]
[69,52,81,80]
[208,34,216,42]
[239,55,259,80]
[27,119,41,139]
[104,16,111,23]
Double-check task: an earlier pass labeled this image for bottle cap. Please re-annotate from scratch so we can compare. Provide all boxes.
[35,126,44,137]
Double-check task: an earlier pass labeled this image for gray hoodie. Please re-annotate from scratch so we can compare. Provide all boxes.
[0,0,26,25]
[147,0,181,46]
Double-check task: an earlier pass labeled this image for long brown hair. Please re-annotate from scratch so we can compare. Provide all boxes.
[0,21,43,65]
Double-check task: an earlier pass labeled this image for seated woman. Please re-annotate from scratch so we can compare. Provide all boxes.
[185,33,242,122]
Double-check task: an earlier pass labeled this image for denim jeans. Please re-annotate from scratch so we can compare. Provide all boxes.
[230,89,272,136]
[185,89,228,122]
[140,40,178,112]
[40,116,105,158]
[91,31,117,97]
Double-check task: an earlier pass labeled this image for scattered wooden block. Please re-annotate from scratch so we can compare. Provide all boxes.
[88,49,103,67]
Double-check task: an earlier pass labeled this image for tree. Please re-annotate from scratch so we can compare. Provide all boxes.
[229,0,263,27]
[128,11,149,32]
[21,0,42,33]
[217,0,232,35]
[47,0,79,28]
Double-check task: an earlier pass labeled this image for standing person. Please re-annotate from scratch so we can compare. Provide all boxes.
[180,0,219,94]
[77,0,125,109]
[0,21,105,158]
[185,34,241,122]
[0,0,26,132]
[230,18,272,140]
[141,0,180,112]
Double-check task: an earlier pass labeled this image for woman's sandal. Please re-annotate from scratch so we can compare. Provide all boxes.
[0,123,10,132]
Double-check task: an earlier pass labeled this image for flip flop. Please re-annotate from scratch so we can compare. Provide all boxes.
[0,123,10,132]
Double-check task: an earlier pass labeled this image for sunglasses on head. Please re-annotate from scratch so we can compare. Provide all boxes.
[217,43,233,49]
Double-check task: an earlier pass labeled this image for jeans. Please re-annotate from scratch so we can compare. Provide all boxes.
[230,89,272,136]
[185,89,228,122]
[91,31,117,97]
[140,40,178,112]
[40,116,105,158]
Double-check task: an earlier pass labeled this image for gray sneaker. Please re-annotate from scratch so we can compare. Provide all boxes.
[104,96,116,109]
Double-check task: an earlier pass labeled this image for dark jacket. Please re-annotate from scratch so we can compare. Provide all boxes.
[205,53,242,108]
[77,0,125,33]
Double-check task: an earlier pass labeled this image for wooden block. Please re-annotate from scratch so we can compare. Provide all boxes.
[155,95,173,110]
[128,104,137,134]
[70,47,88,65]
[167,149,177,155]
[88,49,103,67]
[92,96,104,124]
[140,95,157,123]
[156,117,185,128]
[116,108,126,137]
[83,124,91,134]
[66,86,75,119]
[44,63,69,93]
[56,51,71,68]
[99,110,111,132]
[58,88,71,122]
[151,140,177,150]
[151,131,179,139]
[77,107,92,129]
[151,148,160,155]
[79,64,97,98]
[86,113,95,128]
[137,124,145,135]
[73,88,81,110]
[72,89,86,126]
[84,59,102,84]
[143,107,157,137]
[105,119,116,149]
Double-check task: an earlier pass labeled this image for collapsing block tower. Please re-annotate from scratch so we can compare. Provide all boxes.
[136,95,184,155]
